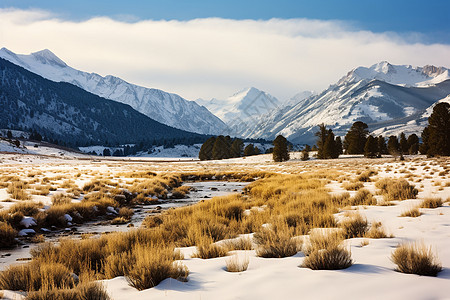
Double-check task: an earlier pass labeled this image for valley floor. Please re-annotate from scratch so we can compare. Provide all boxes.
[0,153,449,299]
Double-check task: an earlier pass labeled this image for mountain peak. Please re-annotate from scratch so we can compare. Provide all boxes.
[371,61,395,74]
[31,49,67,68]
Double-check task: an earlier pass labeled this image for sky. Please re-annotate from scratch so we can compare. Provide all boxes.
[0,0,450,101]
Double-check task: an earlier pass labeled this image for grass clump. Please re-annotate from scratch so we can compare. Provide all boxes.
[26,282,110,300]
[51,193,73,205]
[7,180,30,200]
[9,201,43,216]
[223,237,253,251]
[365,221,390,239]
[254,223,298,258]
[192,237,229,259]
[349,189,376,206]
[225,255,249,272]
[420,197,443,209]
[339,213,368,239]
[391,242,442,276]
[0,222,17,248]
[376,178,418,201]
[400,207,421,217]
[302,230,352,270]
[342,182,364,191]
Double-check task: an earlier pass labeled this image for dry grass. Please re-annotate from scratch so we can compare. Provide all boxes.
[342,182,364,191]
[9,201,43,216]
[254,223,299,258]
[349,189,376,206]
[225,255,249,272]
[26,282,110,300]
[0,222,17,248]
[376,178,418,201]
[339,213,369,238]
[391,242,442,276]
[192,237,229,259]
[420,197,443,209]
[302,230,352,270]
[365,222,390,239]
[400,207,422,217]
[223,237,253,251]
[51,193,73,205]
[7,180,30,200]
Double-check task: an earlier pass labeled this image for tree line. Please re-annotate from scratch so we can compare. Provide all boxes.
[198,136,262,160]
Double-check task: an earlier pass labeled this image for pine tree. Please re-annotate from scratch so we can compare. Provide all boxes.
[212,135,231,160]
[399,132,408,155]
[230,139,244,158]
[344,121,369,154]
[7,130,12,139]
[387,136,400,158]
[273,135,289,162]
[377,136,387,157]
[199,137,216,160]
[419,127,430,155]
[324,130,338,159]
[425,102,450,156]
[364,135,378,158]
[244,144,255,156]
[315,124,328,159]
[407,134,419,155]
[335,136,343,155]
[254,146,261,155]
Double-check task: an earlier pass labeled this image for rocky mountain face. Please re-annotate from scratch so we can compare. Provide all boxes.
[0,48,227,135]
[241,62,450,144]
[0,57,205,147]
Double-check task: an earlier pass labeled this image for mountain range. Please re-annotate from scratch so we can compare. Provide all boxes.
[0,48,227,135]
[0,57,205,147]
[238,62,450,144]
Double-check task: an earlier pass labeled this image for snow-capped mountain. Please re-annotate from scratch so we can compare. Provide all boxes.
[0,57,205,147]
[0,48,227,135]
[244,62,450,144]
[197,87,282,137]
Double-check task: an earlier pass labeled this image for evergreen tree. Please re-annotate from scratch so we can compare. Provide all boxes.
[399,132,408,154]
[364,135,378,158]
[212,135,232,160]
[335,136,343,155]
[7,130,12,139]
[377,136,387,157]
[424,102,450,156]
[199,137,216,160]
[230,139,244,158]
[315,124,328,159]
[103,148,111,156]
[273,135,289,162]
[387,136,400,158]
[324,130,339,159]
[254,146,261,155]
[311,145,318,151]
[344,121,369,154]
[407,134,419,155]
[244,144,255,156]
[419,127,430,155]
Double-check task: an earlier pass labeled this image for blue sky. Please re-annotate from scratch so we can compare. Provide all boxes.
[1,1,450,100]
[2,0,450,43]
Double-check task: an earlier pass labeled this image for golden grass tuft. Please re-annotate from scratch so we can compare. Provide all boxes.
[349,189,376,206]
[254,223,298,258]
[9,201,43,216]
[7,180,30,200]
[391,242,442,276]
[26,282,110,300]
[302,230,352,270]
[339,213,368,239]
[420,197,443,209]
[192,237,229,259]
[365,221,390,239]
[225,255,249,272]
[376,178,418,201]
[342,182,364,191]
[0,222,17,248]
[400,207,421,217]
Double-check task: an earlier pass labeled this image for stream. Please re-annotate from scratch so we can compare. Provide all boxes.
[0,181,249,270]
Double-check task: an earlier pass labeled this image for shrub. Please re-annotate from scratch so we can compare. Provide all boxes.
[339,213,368,239]
[420,197,443,209]
[0,222,17,248]
[349,189,376,206]
[376,178,418,201]
[400,207,421,217]
[51,193,72,205]
[223,237,253,251]
[302,230,352,270]
[118,207,133,220]
[26,282,110,300]
[9,201,43,216]
[365,221,390,239]
[254,225,298,258]
[7,181,30,200]
[391,243,442,276]
[342,182,364,191]
[126,245,188,290]
[0,262,75,292]
[225,255,249,272]
[192,237,228,259]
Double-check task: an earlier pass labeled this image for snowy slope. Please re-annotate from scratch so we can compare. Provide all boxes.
[244,62,450,144]
[0,48,227,135]
[197,87,283,137]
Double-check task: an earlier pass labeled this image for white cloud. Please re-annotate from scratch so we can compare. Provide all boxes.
[1,8,450,101]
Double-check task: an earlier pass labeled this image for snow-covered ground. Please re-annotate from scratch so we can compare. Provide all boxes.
[0,154,449,299]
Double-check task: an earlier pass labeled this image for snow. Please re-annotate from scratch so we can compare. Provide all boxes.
[20,217,37,228]
[0,48,227,135]
[18,229,35,236]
